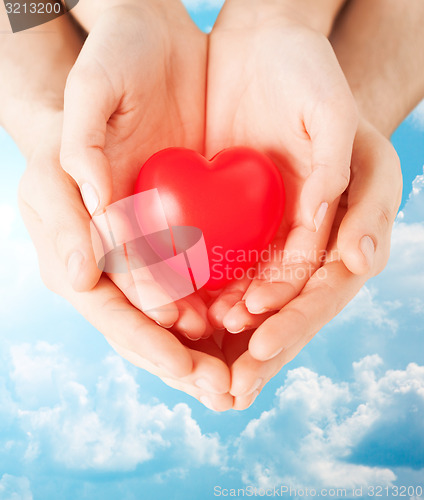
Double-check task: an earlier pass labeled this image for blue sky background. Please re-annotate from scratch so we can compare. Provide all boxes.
[1,1,424,499]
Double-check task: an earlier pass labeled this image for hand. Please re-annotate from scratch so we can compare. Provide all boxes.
[221,120,402,409]
[18,111,233,411]
[60,1,211,338]
[206,2,358,333]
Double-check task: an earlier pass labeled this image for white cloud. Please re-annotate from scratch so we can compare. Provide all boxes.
[0,474,33,500]
[235,356,424,490]
[374,219,424,306]
[10,342,71,409]
[333,169,424,332]
[398,168,424,223]
[410,99,424,130]
[336,286,400,333]
[0,204,16,241]
[0,204,42,325]
[182,0,224,11]
[5,344,226,473]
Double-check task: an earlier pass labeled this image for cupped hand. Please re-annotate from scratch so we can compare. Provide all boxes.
[61,1,211,338]
[18,111,233,411]
[206,3,358,333]
[221,120,402,409]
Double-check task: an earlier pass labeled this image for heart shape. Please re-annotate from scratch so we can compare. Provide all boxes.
[135,147,285,290]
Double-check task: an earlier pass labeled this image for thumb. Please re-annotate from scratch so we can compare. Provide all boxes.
[338,122,402,276]
[19,160,103,292]
[60,64,117,215]
[301,97,358,232]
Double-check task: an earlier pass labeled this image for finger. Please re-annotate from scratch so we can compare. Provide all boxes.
[232,390,260,411]
[223,301,273,334]
[108,338,233,411]
[208,276,251,329]
[223,330,276,397]
[229,334,314,405]
[74,277,195,377]
[20,206,193,377]
[94,202,181,328]
[108,260,180,329]
[175,294,214,340]
[161,377,234,412]
[61,58,117,215]
[338,123,402,275]
[110,333,231,396]
[301,93,358,232]
[19,157,102,292]
[174,335,232,395]
[225,204,336,333]
[222,331,273,406]
[222,329,265,398]
[248,260,366,361]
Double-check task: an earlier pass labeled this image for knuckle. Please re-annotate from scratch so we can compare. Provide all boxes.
[374,202,393,232]
[60,133,106,176]
[313,162,351,192]
[49,218,73,262]
[284,304,310,332]
[59,146,79,175]
[338,166,351,191]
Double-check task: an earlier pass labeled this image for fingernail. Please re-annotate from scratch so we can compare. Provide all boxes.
[67,251,84,286]
[246,305,268,315]
[314,202,328,232]
[265,347,283,361]
[195,377,219,394]
[154,320,175,329]
[199,395,215,410]
[185,332,202,341]
[227,326,245,334]
[81,183,99,216]
[245,377,263,396]
[360,235,375,270]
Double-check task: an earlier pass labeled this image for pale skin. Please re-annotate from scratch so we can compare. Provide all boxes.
[1,0,422,410]
[0,6,233,412]
[62,0,215,339]
[206,0,359,336]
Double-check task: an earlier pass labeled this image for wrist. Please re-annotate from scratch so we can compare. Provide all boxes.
[218,0,346,35]
[278,0,347,36]
[71,0,189,32]
[0,12,82,158]
[1,102,63,160]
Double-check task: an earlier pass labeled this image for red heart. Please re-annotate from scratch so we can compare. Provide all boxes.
[134,147,285,290]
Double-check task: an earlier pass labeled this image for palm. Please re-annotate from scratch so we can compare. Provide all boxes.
[67,5,214,338]
[205,22,338,330]
[93,7,207,202]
